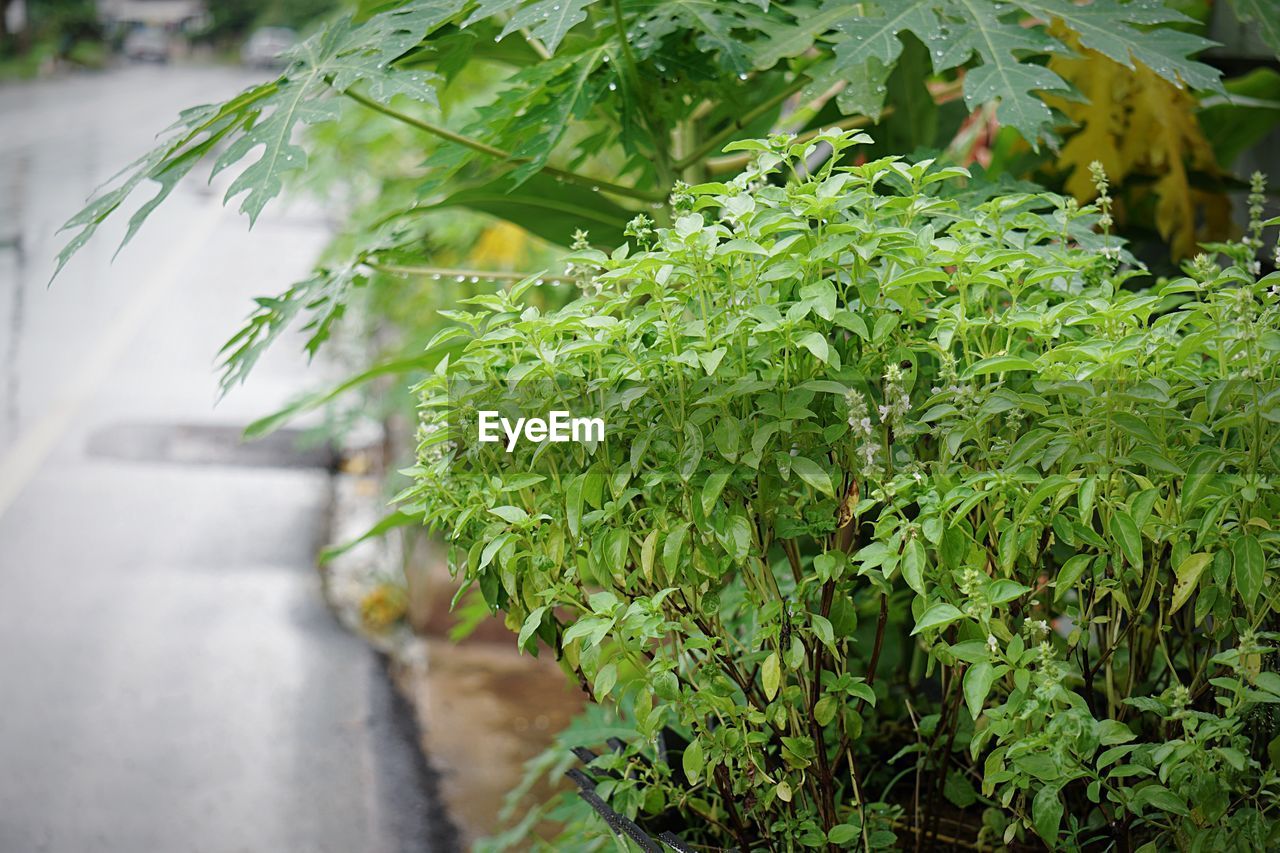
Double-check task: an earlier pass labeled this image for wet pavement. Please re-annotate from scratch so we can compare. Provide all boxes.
[0,65,452,851]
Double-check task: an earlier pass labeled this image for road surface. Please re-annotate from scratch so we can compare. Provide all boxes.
[0,65,453,852]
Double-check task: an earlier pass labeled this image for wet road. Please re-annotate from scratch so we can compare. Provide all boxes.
[0,66,450,851]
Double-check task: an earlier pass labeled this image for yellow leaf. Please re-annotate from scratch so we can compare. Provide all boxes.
[1046,33,1229,261]
[762,651,781,701]
[1171,552,1212,614]
[469,220,532,267]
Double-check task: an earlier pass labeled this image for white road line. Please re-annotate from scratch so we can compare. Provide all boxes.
[0,198,227,518]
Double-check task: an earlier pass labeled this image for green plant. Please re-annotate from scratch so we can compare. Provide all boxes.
[1,0,102,77]
[56,0,1237,384]
[402,130,1280,849]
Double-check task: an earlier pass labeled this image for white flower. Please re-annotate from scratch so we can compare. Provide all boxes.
[1037,641,1055,666]
[848,414,874,436]
[424,439,455,464]
[858,441,878,467]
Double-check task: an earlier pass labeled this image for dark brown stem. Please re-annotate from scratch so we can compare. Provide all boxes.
[859,594,891,713]
[834,477,859,553]
[687,607,771,710]
[713,764,753,850]
[782,538,804,584]
[923,670,966,850]
[1092,614,1138,672]
[809,580,839,846]
[1078,638,1099,716]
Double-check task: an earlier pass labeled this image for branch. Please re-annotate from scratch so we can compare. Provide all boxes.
[518,28,551,61]
[674,75,809,172]
[705,112,886,175]
[611,0,639,86]
[699,77,963,174]
[365,262,556,282]
[343,88,666,203]
[862,595,890,697]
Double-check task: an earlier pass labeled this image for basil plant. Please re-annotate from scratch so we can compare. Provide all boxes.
[403,129,1280,851]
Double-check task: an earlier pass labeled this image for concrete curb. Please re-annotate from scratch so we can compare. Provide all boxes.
[318,420,584,848]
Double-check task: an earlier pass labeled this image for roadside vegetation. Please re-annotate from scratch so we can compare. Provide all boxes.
[195,0,341,48]
[0,0,104,77]
[55,0,1280,849]
[0,0,339,79]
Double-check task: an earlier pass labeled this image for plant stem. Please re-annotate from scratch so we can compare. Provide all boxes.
[924,668,966,849]
[858,583,892,714]
[713,764,753,849]
[808,579,839,844]
[782,538,804,584]
[344,88,666,203]
[893,818,994,852]
[705,112,885,175]
[365,262,544,281]
[610,0,638,84]
[673,75,809,171]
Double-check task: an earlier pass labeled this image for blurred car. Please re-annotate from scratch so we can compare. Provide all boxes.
[123,27,171,63]
[241,28,297,69]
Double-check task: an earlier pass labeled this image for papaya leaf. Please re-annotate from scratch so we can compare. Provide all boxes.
[495,0,596,54]
[1019,0,1221,92]
[56,3,458,272]
[791,0,1221,145]
[427,172,632,247]
[1048,38,1229,260]
[244,347,462,439]
[632,0,778,76]
[1200,68,1280,169]
[824,3,1039,138]
[217,261,366,394]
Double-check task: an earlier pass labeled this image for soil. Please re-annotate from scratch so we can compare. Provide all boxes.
[394,535,585,847]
